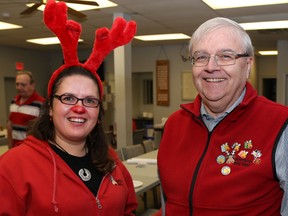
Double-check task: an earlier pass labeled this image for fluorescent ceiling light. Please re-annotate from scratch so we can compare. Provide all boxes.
[27,37,83,45]
[0,21,22,30]
[134,33,190,41]
[258,50,278,55]
[203,0,288,9]
[27,0,117,11]
[239,20,288,30]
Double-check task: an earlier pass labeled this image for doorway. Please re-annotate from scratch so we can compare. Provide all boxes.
[4,77,16,122]
[262,78,276,102]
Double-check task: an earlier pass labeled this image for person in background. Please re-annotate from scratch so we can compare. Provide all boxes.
[7,70,45,148]
[0,0,137,215]
[157,17,288,215]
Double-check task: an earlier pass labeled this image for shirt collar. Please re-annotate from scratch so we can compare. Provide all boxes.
[201,87,246,120]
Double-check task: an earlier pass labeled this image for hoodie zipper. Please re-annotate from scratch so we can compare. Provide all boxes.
[95,173,118,210]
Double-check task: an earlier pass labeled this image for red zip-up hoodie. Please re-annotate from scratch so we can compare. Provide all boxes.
[0,136,137,215]
[158,82,288,216]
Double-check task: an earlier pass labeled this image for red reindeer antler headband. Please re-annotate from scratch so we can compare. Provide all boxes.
[44,0,137,98]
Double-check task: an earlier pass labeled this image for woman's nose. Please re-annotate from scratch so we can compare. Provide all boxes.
[71,105,86,114]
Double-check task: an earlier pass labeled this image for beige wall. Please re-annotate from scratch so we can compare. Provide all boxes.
[0,43,284,129]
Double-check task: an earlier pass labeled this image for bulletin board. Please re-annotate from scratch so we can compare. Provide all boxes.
[156,60,169,106]
[182,71,197,101]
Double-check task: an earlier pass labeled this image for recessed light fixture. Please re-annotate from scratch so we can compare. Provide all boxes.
[134,33,190,41]
[0,21,22,30]
[239,20,288,30]
[258,50,278,55]
[202,0,288,9]
[27,0,117,12]
[27,37,83,45]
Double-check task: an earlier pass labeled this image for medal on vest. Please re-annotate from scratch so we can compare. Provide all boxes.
[216,155,226,164]
[221,166,231,175]
[220,142,241,164]
[251,150,262,164]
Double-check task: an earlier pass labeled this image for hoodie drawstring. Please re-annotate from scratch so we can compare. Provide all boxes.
[47,147,59,213]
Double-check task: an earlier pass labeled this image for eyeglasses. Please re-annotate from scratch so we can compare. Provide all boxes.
[54,94,101,108]
[191,51,249,67]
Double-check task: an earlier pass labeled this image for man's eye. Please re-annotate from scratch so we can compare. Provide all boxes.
[219,54,234,61]
[196,55,208,61]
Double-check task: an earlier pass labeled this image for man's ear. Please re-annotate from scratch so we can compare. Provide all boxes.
[246,57,254,79]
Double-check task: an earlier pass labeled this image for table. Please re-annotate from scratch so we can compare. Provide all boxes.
[123,150,159,195]
[123,150,159,209]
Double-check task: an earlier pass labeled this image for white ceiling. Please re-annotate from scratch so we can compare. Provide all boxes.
[1,0,288,52]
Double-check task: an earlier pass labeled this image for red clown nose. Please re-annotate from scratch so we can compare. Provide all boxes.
[71,105,86,114]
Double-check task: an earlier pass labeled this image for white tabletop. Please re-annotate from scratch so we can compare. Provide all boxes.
[123,150,159,195]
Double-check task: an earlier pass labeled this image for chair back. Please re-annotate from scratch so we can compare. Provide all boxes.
[142,139,154,153]
[122,144,145,160]
[133,128,145,145]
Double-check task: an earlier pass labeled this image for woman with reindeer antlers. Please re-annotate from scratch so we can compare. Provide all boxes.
[0,0,137,215]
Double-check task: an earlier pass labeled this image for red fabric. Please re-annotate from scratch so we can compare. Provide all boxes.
[132,119,137,131]
[158,82,288,215]
[44,0,137,98]
[0,136,137,215]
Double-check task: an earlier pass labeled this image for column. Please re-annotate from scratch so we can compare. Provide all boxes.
[113,13,133,148]
[277,40,288,105]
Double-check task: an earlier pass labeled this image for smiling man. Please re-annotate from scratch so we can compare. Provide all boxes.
[157,17,288,216]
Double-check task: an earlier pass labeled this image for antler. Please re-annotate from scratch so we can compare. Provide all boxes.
[84,17,137,73]
[44,0,81,66]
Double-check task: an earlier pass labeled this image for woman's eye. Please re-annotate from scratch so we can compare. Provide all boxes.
[63,96,75,102]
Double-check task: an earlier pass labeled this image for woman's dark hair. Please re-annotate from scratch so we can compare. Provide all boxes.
[28,66,114,174]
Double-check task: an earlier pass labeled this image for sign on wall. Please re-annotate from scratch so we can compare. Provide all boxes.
[156,60,169,106]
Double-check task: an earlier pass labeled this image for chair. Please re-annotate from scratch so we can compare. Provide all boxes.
[122,144,145,160]
[115,148,124,161]
[133,128,145,145]
[142,139,154,153]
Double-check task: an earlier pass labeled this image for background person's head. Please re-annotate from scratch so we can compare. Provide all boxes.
[189,17,254,116]
[15,71,35,100]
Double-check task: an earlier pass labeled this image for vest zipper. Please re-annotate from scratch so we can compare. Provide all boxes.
[188,131,212,216]
[187,111,230,216]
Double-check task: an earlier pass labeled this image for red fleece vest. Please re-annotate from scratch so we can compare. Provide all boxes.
[158,83,288,216]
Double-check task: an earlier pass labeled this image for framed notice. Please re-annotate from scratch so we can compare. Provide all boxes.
[182,71,197,100]
[156,60,169,106]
